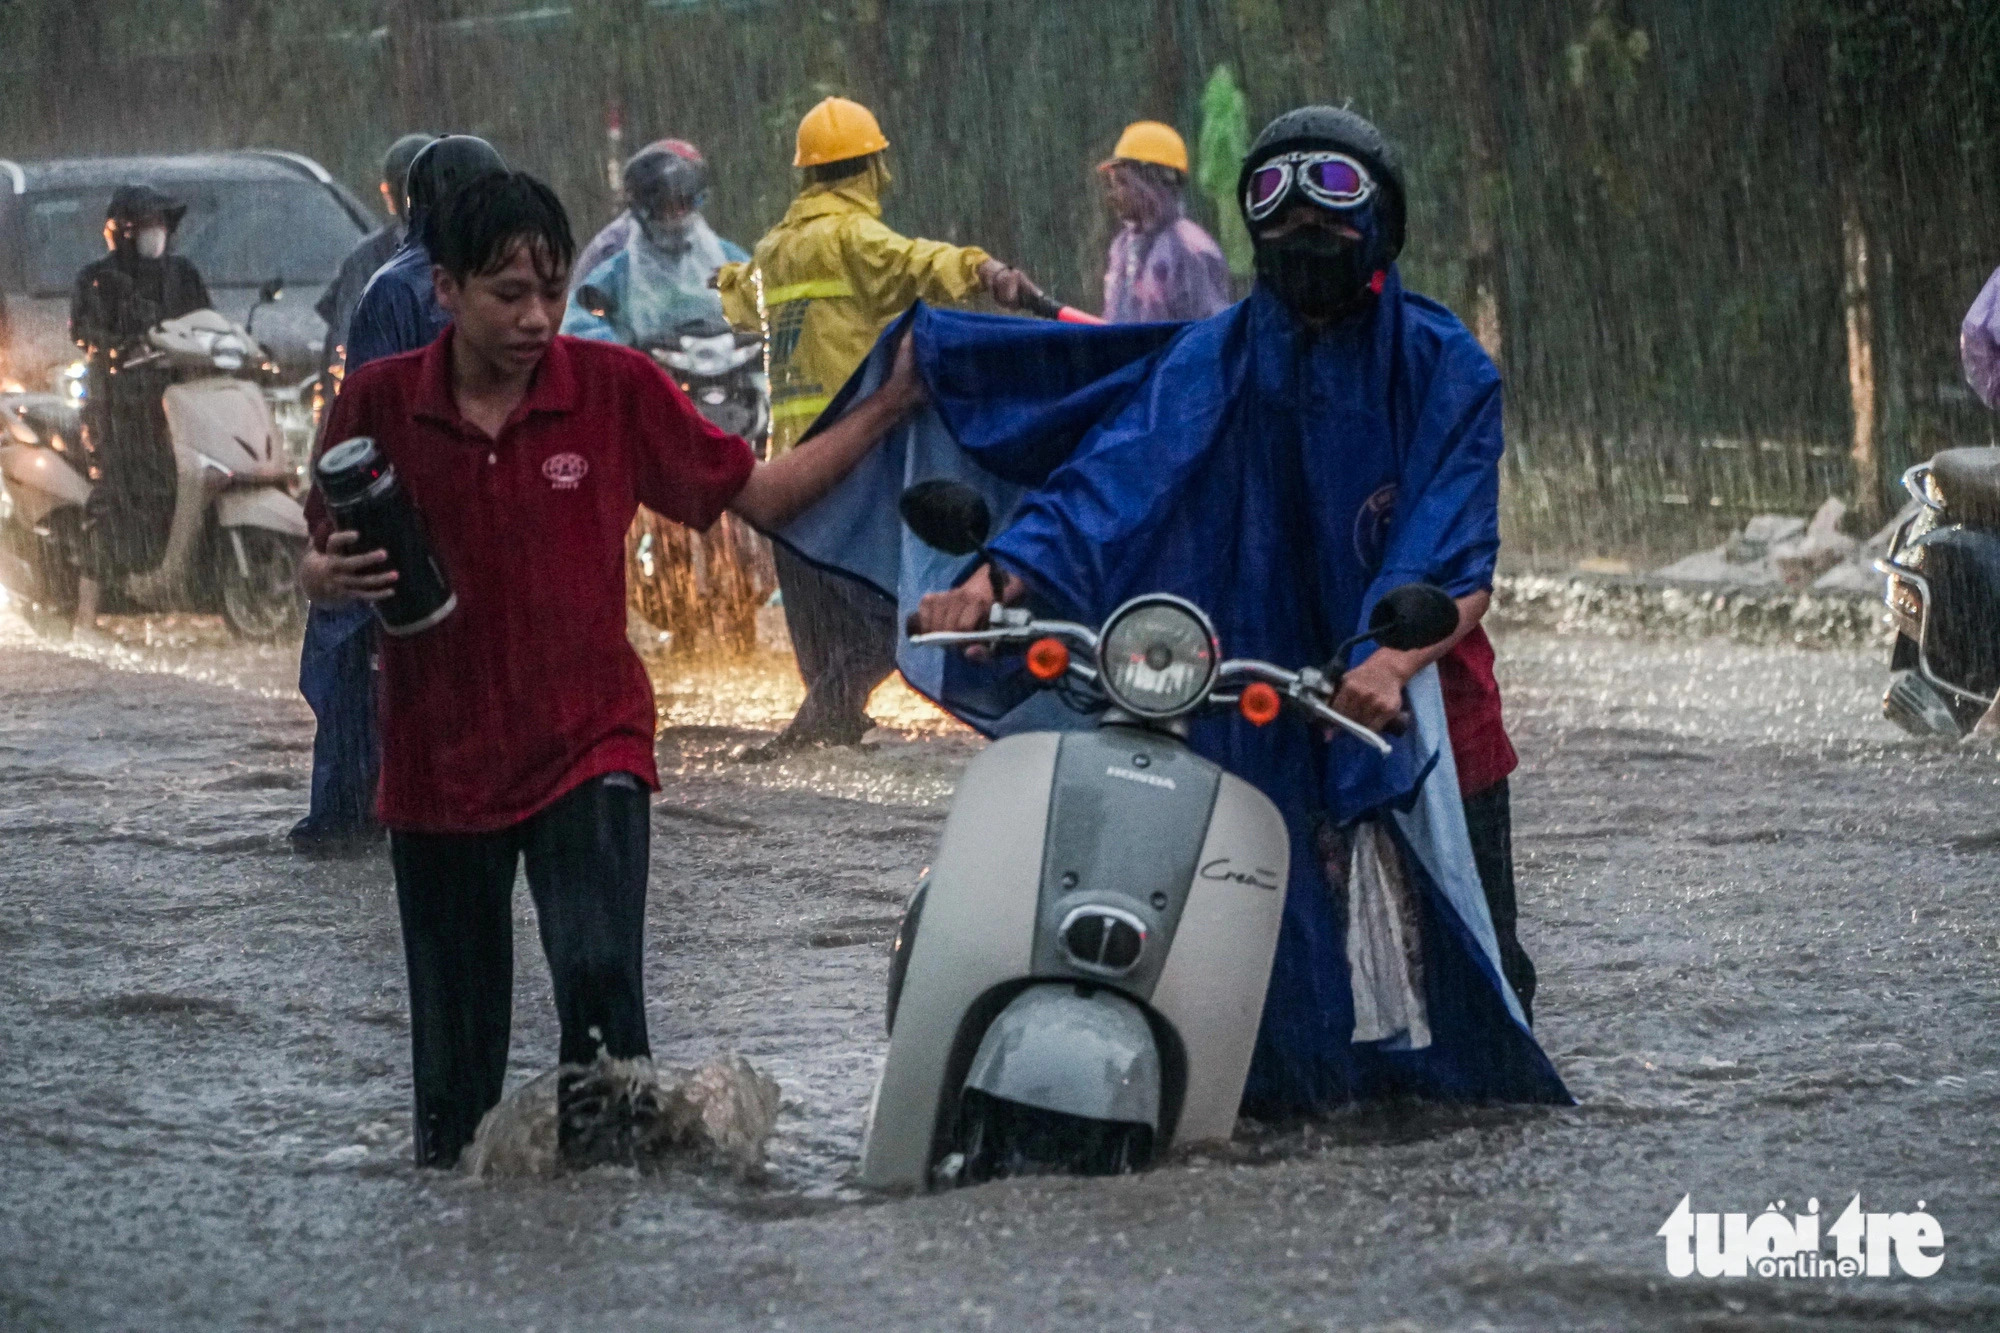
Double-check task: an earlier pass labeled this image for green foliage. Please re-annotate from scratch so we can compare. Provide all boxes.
[1196,64,1254,279]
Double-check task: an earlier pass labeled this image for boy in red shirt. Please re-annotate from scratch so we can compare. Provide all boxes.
[303,173,925,1167]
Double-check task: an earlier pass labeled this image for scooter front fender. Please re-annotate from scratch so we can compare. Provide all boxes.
[963,985,1160,1129]
[860,732,1060,1189]
[215,486,309,540]
[1,443,90,516]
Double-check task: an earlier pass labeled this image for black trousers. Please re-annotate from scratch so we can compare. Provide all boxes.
[773,544,899,743]
[1461,777,1537,1024]
[389,773,652,1167]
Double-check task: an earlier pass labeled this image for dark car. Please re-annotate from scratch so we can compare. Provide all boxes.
[0,151,373,389]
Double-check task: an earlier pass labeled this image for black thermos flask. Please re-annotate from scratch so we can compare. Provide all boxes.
[315,436,457,635]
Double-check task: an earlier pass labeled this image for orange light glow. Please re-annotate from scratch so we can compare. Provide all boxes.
[1240,681,1282,726]
[1026,637,1070,681]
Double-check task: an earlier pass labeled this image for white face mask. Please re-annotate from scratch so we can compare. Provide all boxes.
[135,226,168,260]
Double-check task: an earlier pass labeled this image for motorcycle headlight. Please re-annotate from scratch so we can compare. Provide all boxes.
[1096,594,1219,720]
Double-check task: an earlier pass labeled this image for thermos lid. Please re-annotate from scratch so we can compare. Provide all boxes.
[316,436,389,503]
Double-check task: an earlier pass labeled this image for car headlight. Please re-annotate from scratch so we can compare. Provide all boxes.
[1096,594,1219,720]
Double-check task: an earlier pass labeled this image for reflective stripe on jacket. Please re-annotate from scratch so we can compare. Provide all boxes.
[717,171,989,452]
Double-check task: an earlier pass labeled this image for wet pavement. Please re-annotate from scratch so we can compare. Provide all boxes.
[1,607,1996,1331]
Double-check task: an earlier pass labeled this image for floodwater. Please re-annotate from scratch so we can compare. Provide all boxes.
[1,602,1996,1331]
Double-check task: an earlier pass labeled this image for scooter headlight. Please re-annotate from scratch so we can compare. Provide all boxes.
[1096,594,1219,720]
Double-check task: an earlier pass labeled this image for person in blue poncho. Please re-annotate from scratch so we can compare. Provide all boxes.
[290,135,507,856]
[859,106,1565,1112]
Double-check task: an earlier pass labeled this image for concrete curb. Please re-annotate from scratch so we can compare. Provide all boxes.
[1492,572,1891,650]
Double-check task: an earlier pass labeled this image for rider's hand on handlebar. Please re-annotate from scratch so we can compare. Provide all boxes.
[1330,649,1416,736]
[300,530,398,605]
[908,563,1026,650]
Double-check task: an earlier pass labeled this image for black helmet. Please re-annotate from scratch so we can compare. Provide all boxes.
[106,182,186,231]
[383,132,437,205]
[404,135,507,220]
[1238,106,1407,262]
[624,141,709,216]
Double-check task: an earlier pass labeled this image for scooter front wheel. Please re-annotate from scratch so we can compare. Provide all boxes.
[216,529,306,642]
[952,1087,1153,1185]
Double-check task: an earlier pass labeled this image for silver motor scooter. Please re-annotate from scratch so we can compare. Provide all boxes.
[0,309,308,639]
[859,482,1460,1189]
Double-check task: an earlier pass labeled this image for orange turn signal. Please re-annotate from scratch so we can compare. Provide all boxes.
[1026,637,1071,682]
[1240,681,1282,726]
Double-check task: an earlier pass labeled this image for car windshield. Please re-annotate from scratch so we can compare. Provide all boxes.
[16,178,363,296]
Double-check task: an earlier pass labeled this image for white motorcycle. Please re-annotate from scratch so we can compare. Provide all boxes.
[859,481,1460,1188]
[0,310,309,640]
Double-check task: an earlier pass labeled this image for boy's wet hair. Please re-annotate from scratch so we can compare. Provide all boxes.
[432,171,576,284]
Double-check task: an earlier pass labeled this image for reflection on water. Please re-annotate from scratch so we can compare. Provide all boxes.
[1495,626,1904,749]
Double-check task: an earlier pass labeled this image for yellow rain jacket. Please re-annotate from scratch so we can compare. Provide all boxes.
[717,166,990,452]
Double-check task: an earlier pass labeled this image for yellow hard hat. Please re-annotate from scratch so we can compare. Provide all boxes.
[795,97,891,168]
[1102,120,1189,174]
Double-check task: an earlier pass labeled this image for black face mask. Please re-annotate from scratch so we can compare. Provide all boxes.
[1254,227,1371,323]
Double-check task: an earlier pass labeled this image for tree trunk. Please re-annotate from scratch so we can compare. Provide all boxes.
[1456,0,1506,366]
[1149,0,1188,123]
[1841,185,1883,527]
[389,0,451,130]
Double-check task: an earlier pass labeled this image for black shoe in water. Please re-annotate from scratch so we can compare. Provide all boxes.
[558,1063,670,1169]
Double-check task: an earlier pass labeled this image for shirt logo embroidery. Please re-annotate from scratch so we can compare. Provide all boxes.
[1354,483,1398,568]
[542,452,589,491]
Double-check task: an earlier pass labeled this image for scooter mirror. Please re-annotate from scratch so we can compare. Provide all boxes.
[577,284,618,321]
[899,479,992,557]
[1369,583,1460,652]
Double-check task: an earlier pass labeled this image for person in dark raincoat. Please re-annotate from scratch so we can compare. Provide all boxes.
[290,136,506,855]
[799,107,1560,1110]
[314,133,435,391]
[69,184,211,642]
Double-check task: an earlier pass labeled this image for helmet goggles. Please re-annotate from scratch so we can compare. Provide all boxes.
[1242,151,1376,224]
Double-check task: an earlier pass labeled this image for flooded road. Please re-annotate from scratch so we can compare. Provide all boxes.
[1,607,1996,1331]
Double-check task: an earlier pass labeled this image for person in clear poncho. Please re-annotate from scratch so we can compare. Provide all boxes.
[1962,267,2000,411]
[562,141,747,349]
[1098,120,1232,324]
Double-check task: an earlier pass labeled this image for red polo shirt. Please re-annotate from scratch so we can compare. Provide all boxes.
[1440,626,1517,797]
[311,331,755,833]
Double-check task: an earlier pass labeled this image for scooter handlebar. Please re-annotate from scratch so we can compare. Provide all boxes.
[1217,659,1396,755]
[908,616,1100,652]
[906,628,1396,754]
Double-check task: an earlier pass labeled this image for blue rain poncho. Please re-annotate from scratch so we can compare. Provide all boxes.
[781,278,1568,1112]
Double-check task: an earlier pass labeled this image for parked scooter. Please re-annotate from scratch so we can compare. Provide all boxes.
[859,481,1459,1189]
[0,309,309,640]
[1877,448,2000,737]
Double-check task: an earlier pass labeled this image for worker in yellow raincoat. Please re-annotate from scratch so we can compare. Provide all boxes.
[718,96,1042,755]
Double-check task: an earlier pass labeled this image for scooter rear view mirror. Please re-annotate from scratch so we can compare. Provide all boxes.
[899,479,992,557]
[577,284,618,321]
[1369,583,1460,652]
